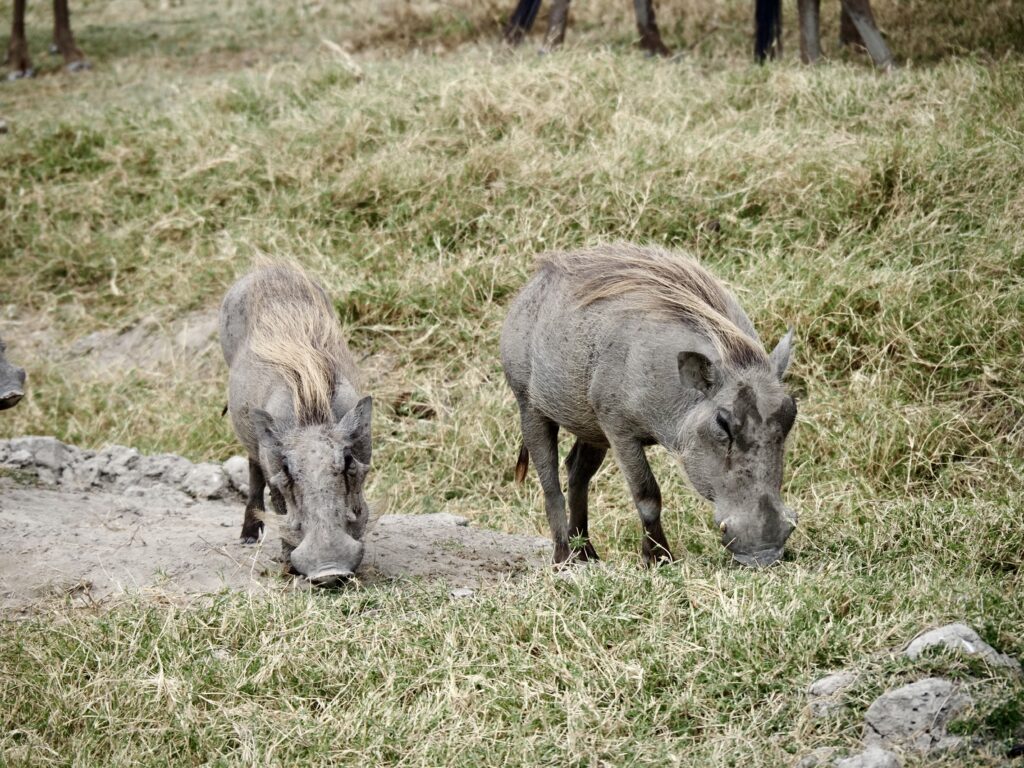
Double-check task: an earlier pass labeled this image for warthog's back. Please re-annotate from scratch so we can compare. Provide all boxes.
[500,243,769,445]
[220,265,361,452]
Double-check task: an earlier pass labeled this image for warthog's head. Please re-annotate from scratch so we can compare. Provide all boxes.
[253,396,372,587]
[677,332,797,567]
[0,338,26,411]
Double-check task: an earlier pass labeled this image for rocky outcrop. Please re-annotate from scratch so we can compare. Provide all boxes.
[0,436,246,502]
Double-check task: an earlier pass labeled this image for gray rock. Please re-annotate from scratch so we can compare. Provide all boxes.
[450,587,475,599]
[223,456,249,496]
[905,623,1021,672]
[100,445,141,477]
[183,463,229,499]
[141,453,194,487]
[808,671,858,717]
[835,747,901,768]
[864,677,971,753]
[1,437,72,471]
[7,449,32,467]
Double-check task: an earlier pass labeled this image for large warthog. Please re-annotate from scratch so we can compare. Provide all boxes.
[501,244,797,567]
[220,265,372,586]
[0,337,26,411]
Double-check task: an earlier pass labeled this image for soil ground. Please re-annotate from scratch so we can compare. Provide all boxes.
[0,477,551,617]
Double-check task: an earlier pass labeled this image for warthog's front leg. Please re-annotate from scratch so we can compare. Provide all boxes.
[241,457,266,543]
[610,437,673,566]
[518,405,571,563]
[565,439,606,561]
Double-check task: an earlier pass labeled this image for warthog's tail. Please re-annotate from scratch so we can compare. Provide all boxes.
[754,0,782,62]
[514,443,530,484]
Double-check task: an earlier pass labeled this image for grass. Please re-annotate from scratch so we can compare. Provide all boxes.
[1,0,1023,764]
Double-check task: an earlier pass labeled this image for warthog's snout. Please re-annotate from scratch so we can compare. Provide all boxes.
[306,568,355,589]
[0,390,24,410]
[731,547,785,568]
[0,366,26,410]
[290,533,364,589]
[719,497,796,568]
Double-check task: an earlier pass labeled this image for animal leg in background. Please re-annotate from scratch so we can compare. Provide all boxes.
[754,0,782,61]
[565,439,606,561]
[518,404,572,563]
[610,435,673,566]
[6,0,32,77]
[838,0,892,69]
[633,0,670,56]
[504,0,543,45]
[544,0,570,49]
[52,0,89,71]
[797,0,822,63]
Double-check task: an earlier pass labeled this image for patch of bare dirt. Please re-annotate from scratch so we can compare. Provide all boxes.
[0,438,551,617]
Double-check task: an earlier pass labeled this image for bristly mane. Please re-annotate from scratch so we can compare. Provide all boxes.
[246,263,359,425]
[539,243,769,368]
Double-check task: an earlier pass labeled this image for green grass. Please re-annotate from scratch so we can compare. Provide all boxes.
[1,0,1023,764]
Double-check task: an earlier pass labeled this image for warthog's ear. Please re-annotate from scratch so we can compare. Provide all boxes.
[333,396,372,465]
[252,409,285,471]
[769,328,794,381]
[678,351,717,396]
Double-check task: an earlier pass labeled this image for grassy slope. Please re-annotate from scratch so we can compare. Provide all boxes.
[1,0,1022,765]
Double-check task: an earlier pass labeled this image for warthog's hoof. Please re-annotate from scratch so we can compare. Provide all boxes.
[571,540,600,562]
[239,521,263,544]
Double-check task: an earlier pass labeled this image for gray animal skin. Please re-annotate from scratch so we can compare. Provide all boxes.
[500,244,797,567]
[0,337,26,411]
[219,265,372,587]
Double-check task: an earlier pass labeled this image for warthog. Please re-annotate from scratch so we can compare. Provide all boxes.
[220,265,372,586]
[0,337,26,411]
[501,243,797,567]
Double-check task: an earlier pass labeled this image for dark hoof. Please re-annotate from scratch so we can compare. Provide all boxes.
[642,546,674,568]
[572,540,600,562]
[6,68,36,81]
[240,522,263,544]
[66,59,91,73]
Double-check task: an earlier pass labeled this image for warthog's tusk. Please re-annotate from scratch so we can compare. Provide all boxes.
[719,521,727,532]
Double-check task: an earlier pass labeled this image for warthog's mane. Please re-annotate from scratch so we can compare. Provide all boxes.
[247,263,359,425]
[539,243,769,368]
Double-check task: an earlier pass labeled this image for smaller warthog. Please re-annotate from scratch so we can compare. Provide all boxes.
[501,244,797,567]
[220,265,372,586]
[0,337,26,411]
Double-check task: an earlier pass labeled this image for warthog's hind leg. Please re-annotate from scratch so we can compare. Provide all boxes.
[610,436,673,566]
[518,404,571,563]
[565,439,606,561]
[241,457,266,543]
